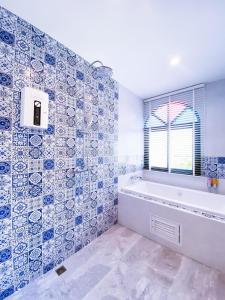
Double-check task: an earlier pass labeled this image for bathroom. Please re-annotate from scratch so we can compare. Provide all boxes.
[0,1,225,299]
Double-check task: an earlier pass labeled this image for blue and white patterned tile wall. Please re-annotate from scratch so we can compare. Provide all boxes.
[0,6,118,299]
[201,156,225,179]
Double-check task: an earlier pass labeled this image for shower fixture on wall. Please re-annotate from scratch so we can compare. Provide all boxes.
[84,111,93,132]
[76,109,93,173]
[89,60,113,79]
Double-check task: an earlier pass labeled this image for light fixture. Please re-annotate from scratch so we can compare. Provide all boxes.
[170,56,181,66]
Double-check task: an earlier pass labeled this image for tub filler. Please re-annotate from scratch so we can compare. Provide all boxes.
[118,180,225,274]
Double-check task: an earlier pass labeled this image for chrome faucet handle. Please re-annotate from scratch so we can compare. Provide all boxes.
[130,175,142,184]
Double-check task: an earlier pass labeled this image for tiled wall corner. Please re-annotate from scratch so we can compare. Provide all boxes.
[0,6,118,298]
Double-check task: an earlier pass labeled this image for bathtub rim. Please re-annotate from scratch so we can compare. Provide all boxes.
[119,180,225,221]
[121,179,225,199]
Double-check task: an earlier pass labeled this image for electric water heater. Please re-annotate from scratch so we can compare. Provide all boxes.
[20,87,49,129]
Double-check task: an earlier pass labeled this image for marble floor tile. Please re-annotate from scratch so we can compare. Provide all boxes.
[8,224,225,300]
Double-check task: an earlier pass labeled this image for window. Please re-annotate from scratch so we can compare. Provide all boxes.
[144,86,204,176]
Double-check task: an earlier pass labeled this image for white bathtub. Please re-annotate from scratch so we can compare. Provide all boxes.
[121,180,225,221]
[118,180,225,274]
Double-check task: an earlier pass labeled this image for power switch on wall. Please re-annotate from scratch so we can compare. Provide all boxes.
[33,100,41,126]
[20,87,49,129]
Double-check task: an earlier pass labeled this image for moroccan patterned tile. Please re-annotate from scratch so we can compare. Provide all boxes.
[0,5,118,298]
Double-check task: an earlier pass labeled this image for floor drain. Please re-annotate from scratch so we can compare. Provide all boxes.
[55,265,67,276]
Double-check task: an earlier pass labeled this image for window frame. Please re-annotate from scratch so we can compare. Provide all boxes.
[144,89,202,176]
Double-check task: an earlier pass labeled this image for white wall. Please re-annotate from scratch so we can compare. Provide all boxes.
[118,84,143,187]
[118,84,143,159]
[205,78,225,156]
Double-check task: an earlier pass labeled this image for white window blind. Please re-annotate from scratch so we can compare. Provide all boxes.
[144,85,205,176]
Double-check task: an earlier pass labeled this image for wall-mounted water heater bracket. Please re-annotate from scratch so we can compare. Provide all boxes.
[20,87,49,129]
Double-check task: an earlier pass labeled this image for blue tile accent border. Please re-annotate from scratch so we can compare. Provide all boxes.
[119,156,225,179]
[118,163,143,176]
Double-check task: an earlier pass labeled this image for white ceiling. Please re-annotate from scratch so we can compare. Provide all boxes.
[1,0,225,98]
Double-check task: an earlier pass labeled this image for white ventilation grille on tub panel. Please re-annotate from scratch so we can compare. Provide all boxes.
[150,215,181,246]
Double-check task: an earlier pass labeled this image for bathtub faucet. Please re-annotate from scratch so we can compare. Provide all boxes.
[130,175,142,184]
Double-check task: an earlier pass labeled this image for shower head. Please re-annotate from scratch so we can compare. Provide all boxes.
[89,60,113,80]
